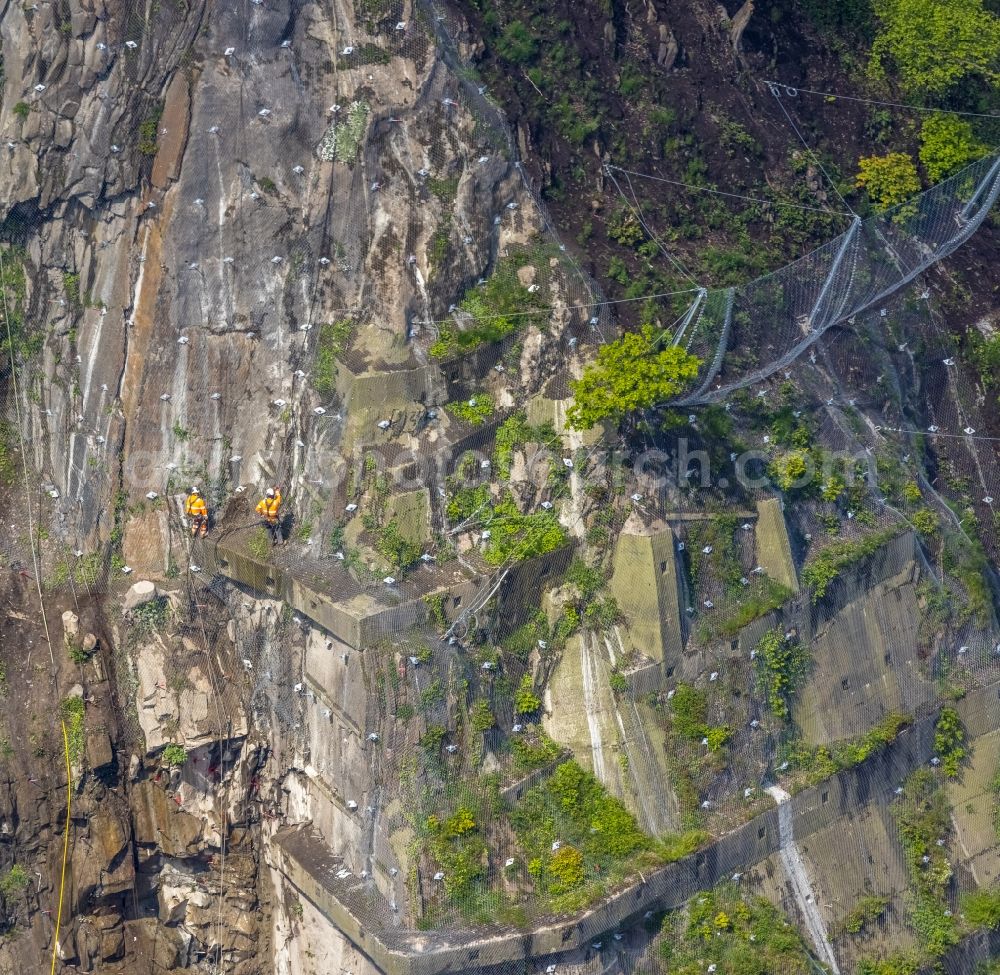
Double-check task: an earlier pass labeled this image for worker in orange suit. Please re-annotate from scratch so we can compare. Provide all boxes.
[184,487,208,538]
[256,486,283,546]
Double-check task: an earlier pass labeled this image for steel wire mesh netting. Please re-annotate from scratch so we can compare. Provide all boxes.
[1,0,1000,973]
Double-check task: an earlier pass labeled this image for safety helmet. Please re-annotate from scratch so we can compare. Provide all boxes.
[266,488,275,497]
[190,487,200,495]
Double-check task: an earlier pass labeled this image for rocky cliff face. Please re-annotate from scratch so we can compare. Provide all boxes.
[2,1,1000,974]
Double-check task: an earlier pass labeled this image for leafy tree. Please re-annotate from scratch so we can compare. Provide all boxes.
[919,114,987,182]
[856,152,921,212]
[566,325,701,430]
[870,0,1000,95]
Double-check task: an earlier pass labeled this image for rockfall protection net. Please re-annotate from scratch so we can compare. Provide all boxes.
[1,0,1000,973]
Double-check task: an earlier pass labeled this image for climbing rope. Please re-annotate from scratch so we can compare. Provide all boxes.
[49,720,71,975]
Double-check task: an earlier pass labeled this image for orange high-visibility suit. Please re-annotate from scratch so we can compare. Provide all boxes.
[185,493,208,537]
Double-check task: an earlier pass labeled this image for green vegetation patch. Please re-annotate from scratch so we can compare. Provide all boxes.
[317,100,370,164]
[446,394,494,426]
[313,319,352,397]
[161,743,188,767]
[781,712,912,786]
[128,596,170,636]
[374,519,421,571]
[754,629,809,721]
[494,413,557,479]
[59,695,86,764]
[0,247,42,362]
[660,883,822,975]
[138,103,164,156]
[430,250,548,358]
[510,760,665,913]
[0,864,30,898]
[933,706,966,777]
[869,0,1000,96]
[801,525,905,603]
[841,895,890,935]
[447,486,567,566]
[894,769,952,898]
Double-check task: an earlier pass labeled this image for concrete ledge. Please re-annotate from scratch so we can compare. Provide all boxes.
[198,529,480,650]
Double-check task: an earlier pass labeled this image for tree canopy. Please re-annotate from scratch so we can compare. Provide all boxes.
[856,152,921,212]
[566,325,701,430]
[870,0,1000,95]
[919,114,986,182]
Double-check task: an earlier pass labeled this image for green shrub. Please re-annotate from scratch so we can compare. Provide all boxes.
[910,892,959,956]
[755,630,809,721]
[842,895,889,934]
[421,724,446,752]
[496,20,537,63]
[769,449,810,491]
[934,706,966,777]
[858,953,921,975]
[325,100,369,163]
[129,596,170,635]
[893,769,953,897]
[911,507,939,536]
[12,101,29,120]
[970,332,1000,390]
[510,759,654,912]
[446,395,494,426]
[661,885,820,973]
[510,726,562,771]
[0,865,30,897]
[68,640,90,665]
[514,674,541,715]
[374,520,421,571]
[480,498,567,566]
[430,254,546,358]
[962,888,1000,928]
[548,844,584,893]
[470,699,495,733]
[584,595,622,630]
[670,683,709,740]
[802,526,904,602]
[161,743,188,767]
[138,104,164,156]
[606,206,645,247]
[903,480,922,503]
